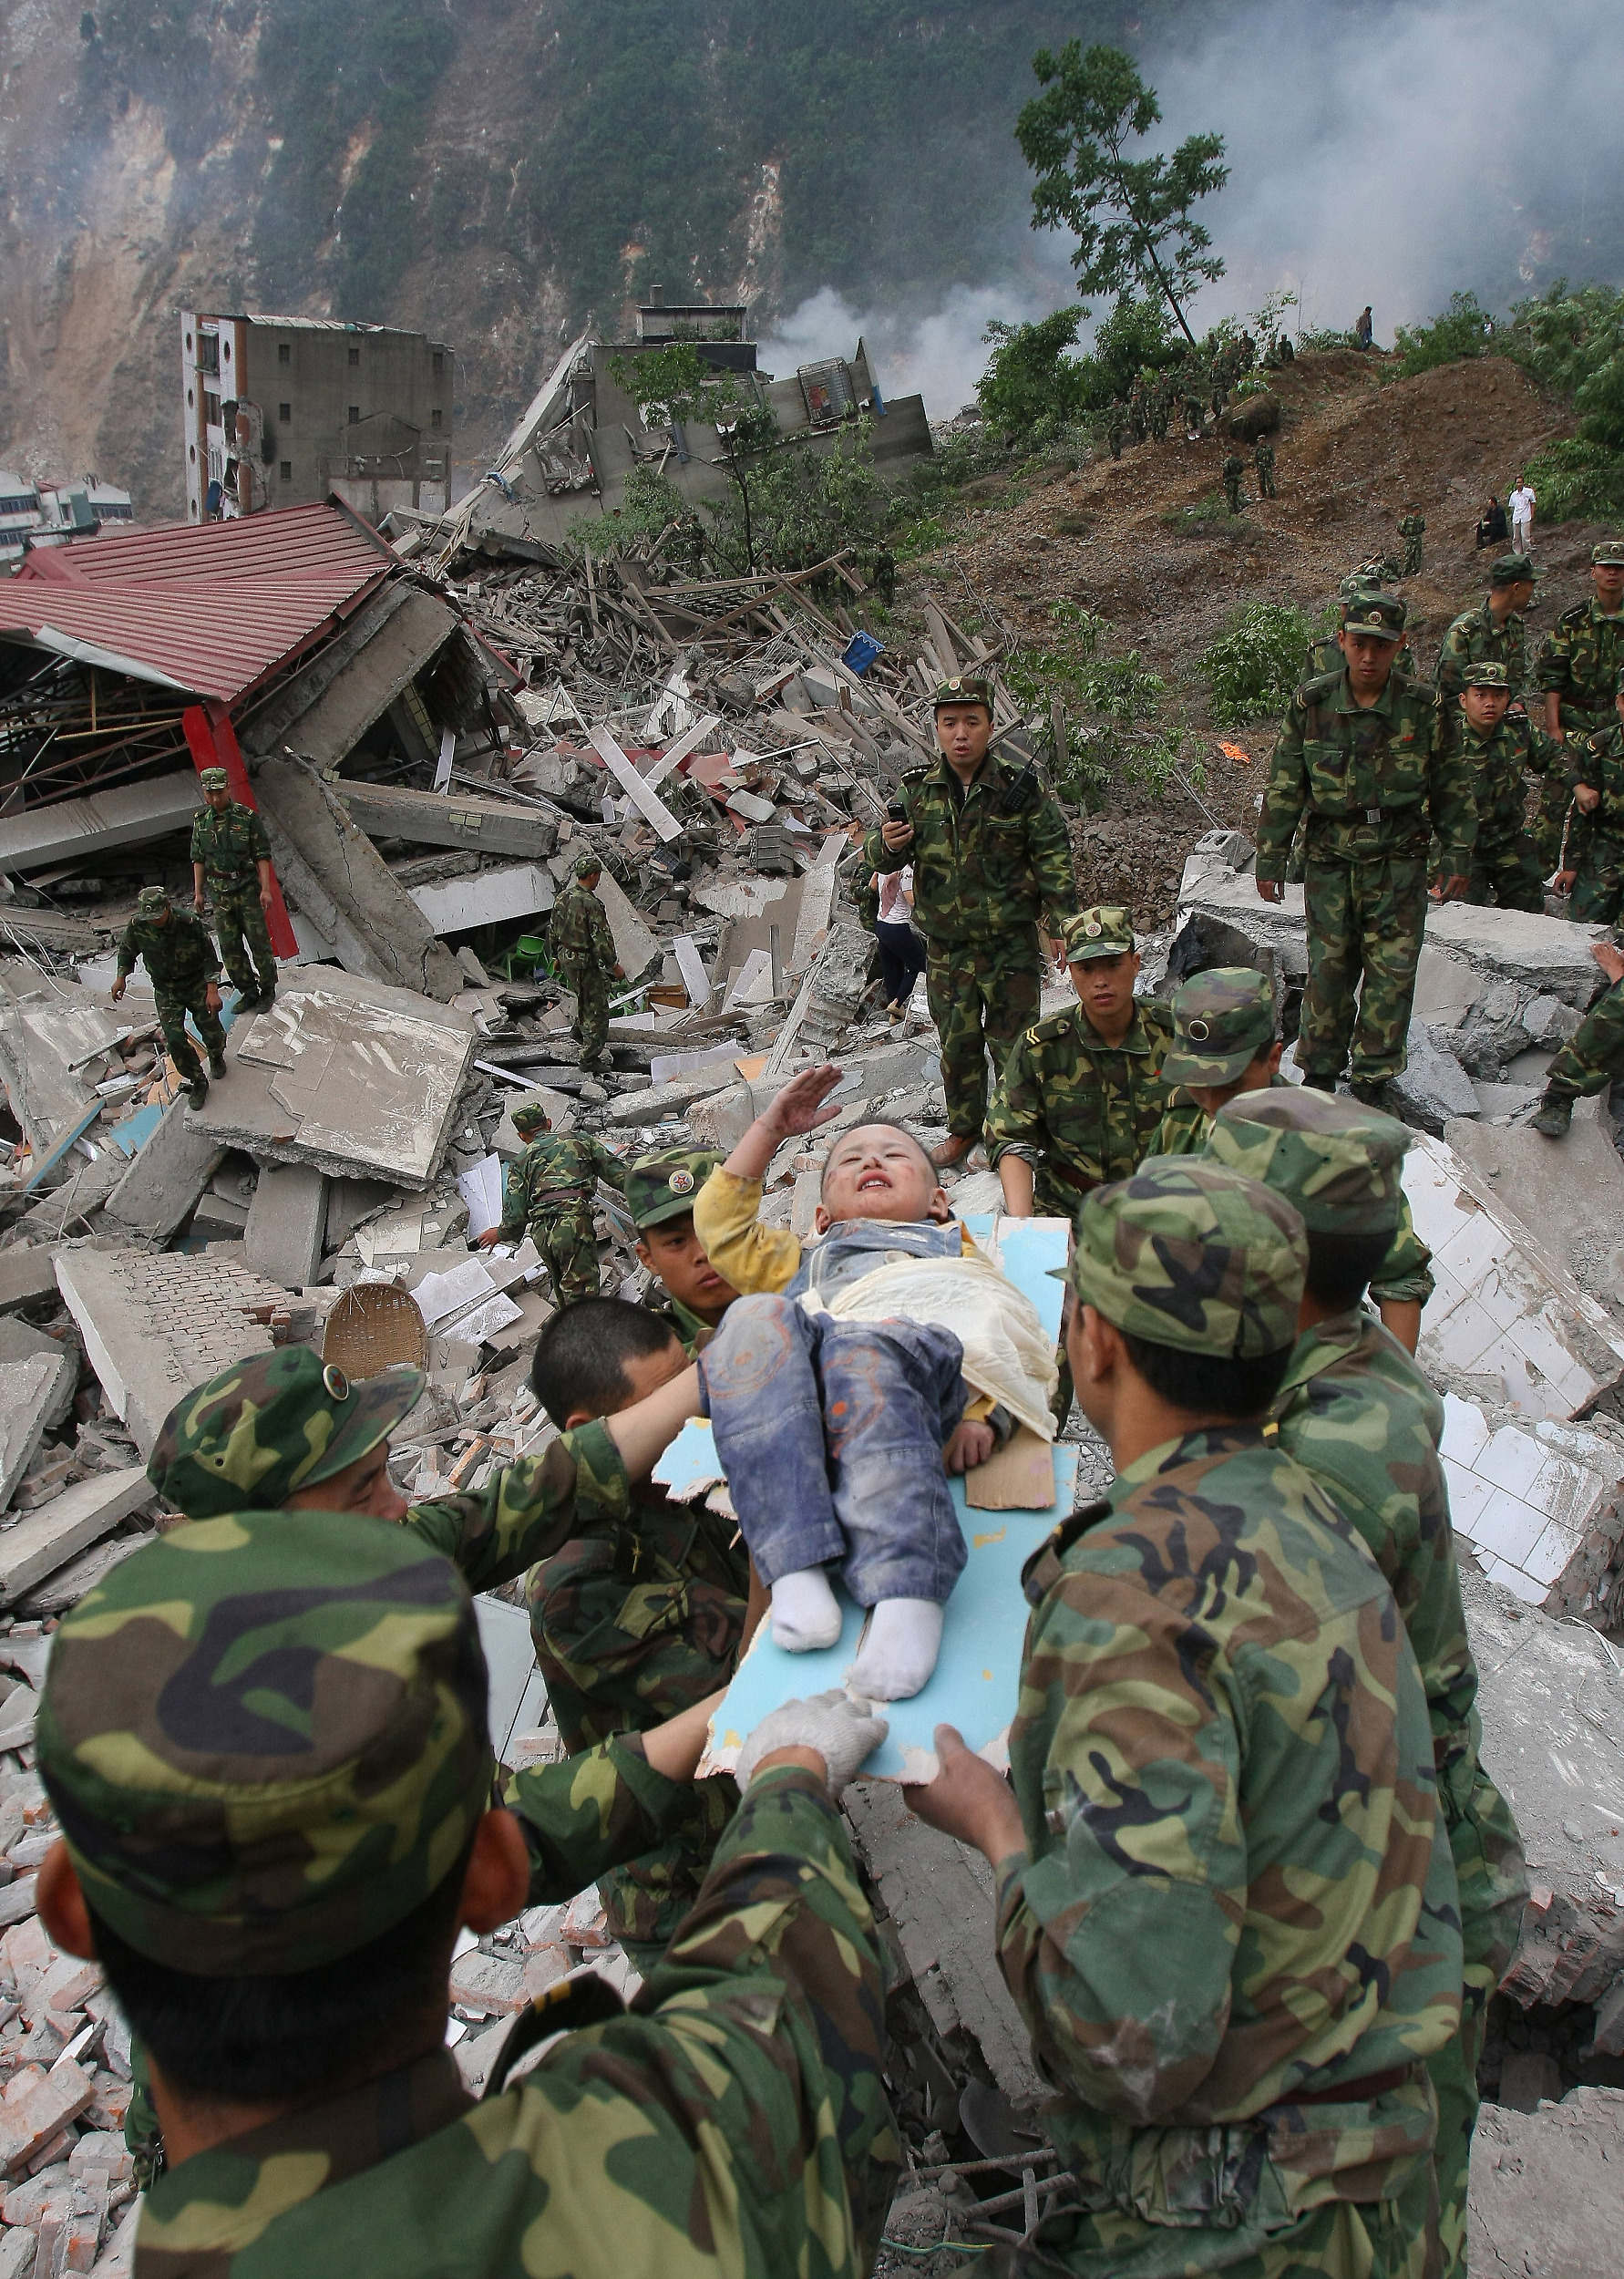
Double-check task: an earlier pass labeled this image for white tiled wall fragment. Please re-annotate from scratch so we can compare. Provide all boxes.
[1440,1394,1614,1606]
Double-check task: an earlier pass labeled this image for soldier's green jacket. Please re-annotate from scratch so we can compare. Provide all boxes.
[131,1768,899,2279]
[986,998,1175,1212]
[1257,669,1473,882]
[190,799,271,884]
[1434,598,1528,703]
[1566,719,1624,861]
[550,877,616,971]
[1149,1084,1435,1308]
[998,1425,1461,2230]
[1267,1309,1526,1975]
[643,1285,716,1356]
[114,908,221,993]
[864,751,1074,949]
[1458,711,1571,840]
[1537,597,1624,729]
[498,1129,625,1240]
[528,1421,749,1949]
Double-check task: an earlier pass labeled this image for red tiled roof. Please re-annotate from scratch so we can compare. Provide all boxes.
[0,503,392,703]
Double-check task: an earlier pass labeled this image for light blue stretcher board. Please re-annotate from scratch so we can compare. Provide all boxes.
[653,1213,1076,1784]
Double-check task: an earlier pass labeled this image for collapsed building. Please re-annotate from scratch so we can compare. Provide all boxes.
[0,490,1617,2266]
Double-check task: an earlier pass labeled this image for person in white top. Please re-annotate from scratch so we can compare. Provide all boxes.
[1509,475,1537,556]
[874,862,925,1021]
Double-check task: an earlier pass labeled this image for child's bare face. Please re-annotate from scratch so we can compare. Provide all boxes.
[815,1124,950,1231]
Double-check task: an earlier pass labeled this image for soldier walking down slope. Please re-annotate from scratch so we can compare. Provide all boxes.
[190,766,279,1009]
[1398,508,1426,576]
[866,675,1075,1170]
[1221,453,1245,513]
[1253,433,1276,497]
[1257,592,1474,1104]
[476,1094,625,1305]
[109,887,226,1110]
[551,852,624,1067]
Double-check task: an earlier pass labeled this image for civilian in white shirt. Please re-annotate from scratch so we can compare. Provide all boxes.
[874,862,926,1021]
[1509,474,1537,556]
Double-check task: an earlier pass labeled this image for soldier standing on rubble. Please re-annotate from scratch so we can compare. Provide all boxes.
[190,766,279,1010]
[1257,592,1474,1105]
[551,851,624,1067]
[1530,936,1624,1136]
[908,1160,1463,2279]
[476,1094,624,1305]
[1206,1093,1526,2279]
[1553,662,1624,923]
[1538,538,1624,741]
[1450,660,1571,910]
[33,1510,896,2275]
[867,675,1075,1170]
[109,886,227,1111]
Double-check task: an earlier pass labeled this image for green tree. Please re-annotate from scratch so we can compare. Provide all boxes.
[1016,43,1228,347]
[612,345,777,570]
[976,308,1093,438]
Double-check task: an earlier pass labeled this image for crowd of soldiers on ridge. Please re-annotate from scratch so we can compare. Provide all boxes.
[72,564,1624,2273]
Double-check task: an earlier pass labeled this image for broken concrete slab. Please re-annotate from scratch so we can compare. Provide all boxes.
[0,1324,77,1429]
[1467,2088,1624,2279]
[253,756,464,1002]
[0,1468,152,1607]
[1424,900,1614,1006]
[0,1353,76,1510]
[1389,1022,1480,1134]
[102,1098,229,1243]
[243,1163,328,1289]
[1403,1131,1624,1418]
[337,779,559,862]
[54,1247,283,1456]
[0,772,202,875]
[592,868,660,981]
[1439,1396,1621,1614]
[1445,1097,1624,1318]
[190,965,475,1189]
[406,862,555,936]
[0,1251,59,1315]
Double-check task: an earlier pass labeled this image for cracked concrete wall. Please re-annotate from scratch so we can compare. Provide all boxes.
[253,757,464,1002]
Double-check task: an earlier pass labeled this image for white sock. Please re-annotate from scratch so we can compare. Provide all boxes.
[846,1598,945,1702]
[770,1567,842,1653]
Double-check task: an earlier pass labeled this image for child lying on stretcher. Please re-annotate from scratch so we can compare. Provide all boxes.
[691,1064,1057,1701]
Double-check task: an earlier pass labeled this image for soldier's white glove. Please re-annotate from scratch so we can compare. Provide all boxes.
[735,1687,888,1794]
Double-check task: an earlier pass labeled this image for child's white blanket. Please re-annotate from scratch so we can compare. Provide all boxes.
[817,1251,1058,1440]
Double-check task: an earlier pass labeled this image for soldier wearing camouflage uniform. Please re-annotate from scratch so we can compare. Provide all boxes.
[477,1095,624,1305]
[1258,591,1474,1101]
[1397,510,1425,577]
[987,907,1175,1220]
[1530,937,1624,1137]
[190,766,278,1009]
[550,852,623,1066]
[110,887,226,1109]
[1253,433,1276,497]
[866,675,1075,1169]
[1148,966,1435,1349]
[525,1299,752,1966]
[1450,660,1572,908]
[1538,537,1624,742]
[1554,663,1624,923]
[1206,1092,1527,2279]
[34,1510,897,2278]
[1309,578,1419,680]
[910,1160,1463,2277]
[1221,452,1245,512]
[628,1145,738,1353]
[1433,552,1536,705]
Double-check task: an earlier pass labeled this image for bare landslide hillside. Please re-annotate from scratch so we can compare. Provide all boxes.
[904,350,1588,928]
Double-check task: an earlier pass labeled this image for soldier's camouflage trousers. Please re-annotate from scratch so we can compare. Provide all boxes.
[1298,855,1427,1086]
[154,983,225,1087]
[1402,538,1424,576]
[560,962,611,1063]
[1465,827,1546,914]
[1544,975,1624,1100]
[945,2147,1437,2277]
[208,884,276,999]
[925,933,1043,1138]
[531,1201,602,1306]
[1568,829,1624,927]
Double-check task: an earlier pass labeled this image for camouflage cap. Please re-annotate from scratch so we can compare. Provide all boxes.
[509,1092,552,1137]
[573,850,604,878]
[37,1508,492,1975]
[1460,660,1511,689]
[1336,574,1382,607]
[625,1146,722,1231]
[1065,1159,1306,1358]
[134,886,170,917]
[1161,967,1275,1087]
[1063,905,1135,963]
[1205,1086,1410,1234]
[1489,552,1535,587]
[1592,541,1624,567]
[932,675,993,711]
[147,1346,426,1519]
[1341,592,1407,642]
[198,767,230,791]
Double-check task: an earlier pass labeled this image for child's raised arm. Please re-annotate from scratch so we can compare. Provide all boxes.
[722,1063,845,1182]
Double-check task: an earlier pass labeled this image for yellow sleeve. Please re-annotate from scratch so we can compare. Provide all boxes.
[693,1167,804,1295]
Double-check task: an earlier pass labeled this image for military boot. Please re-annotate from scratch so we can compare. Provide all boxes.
[209,1052,228,1078]
[186,1074,209,1111]
[1529,1092,1574,1138]
[1349,1078,1391,1109]
[1299,1071,1341,1094]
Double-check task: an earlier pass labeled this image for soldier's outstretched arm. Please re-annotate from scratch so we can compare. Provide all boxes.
[406,1412,670,1593]
[504,1709,722,1905]
[983,1031,1045,1185]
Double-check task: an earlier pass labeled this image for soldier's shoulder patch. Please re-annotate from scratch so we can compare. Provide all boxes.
[1557,601,1590,629]
[1029,1008,1076,1045]
[901,762,931,786]
[1138,995,1177,1036]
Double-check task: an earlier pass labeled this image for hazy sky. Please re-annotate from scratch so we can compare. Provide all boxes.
[761,0,1624,417]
